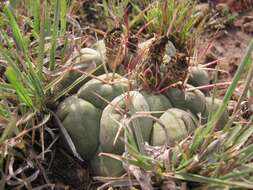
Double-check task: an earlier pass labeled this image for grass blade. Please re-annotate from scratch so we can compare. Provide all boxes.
[234,125,253,148]
[3,5,28,53]
[172,173,253,189]
[37,1,46,79]
[224,125,242,148]
[45,0,51,36]
[5,67,34,109]
[61,0,67,35]
[0,114,18,144]
[30,0,40,35]
[49,0,61,71]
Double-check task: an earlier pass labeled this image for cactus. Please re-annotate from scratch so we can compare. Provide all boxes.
[90,147,124,177]
[151,108,197,146]
[54,48,104,94]
[57,96,101,160]
[141,91,173,118]
[100,91,153,154]
[185,85,207,116]
[203,97,229,129]
[77,73,129,110]
[164,87,187,110]
[188,66,209,89]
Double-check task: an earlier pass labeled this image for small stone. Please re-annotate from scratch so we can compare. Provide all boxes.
[195,3,210,14]
[165,41,177,57]
[216,3,230,12]
[235,41,241,48]
[243,16,253,24]
[210,45,224,56]
[243,22,253,33]
[205,52,218,63]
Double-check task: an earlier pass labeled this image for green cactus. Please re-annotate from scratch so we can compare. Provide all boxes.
[100,91,153,154]
[188,66,209,88]
[141,91,173,118]
[151,108,197,146]
[90,147,124,177]
[77,73,129,110]
[57,96,101,161]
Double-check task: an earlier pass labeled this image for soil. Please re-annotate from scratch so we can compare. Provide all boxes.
[197,9,253,80]
[47,147,91,190]
[193,6,253,108]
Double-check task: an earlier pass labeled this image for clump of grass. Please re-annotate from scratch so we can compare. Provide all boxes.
[0,0,87,188]
[0,0,67,112]
[142,0,199,47]
[205,4,238,30]
[100,0,152,30]
[100,0,131,30]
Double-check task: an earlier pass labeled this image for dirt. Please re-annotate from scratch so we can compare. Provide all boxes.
[198,9,253,76]
[47,147,91,190]
[195,7,253,102]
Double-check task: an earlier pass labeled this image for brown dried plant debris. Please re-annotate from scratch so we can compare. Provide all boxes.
[104,28,124,71]
[104,27,138,72]
[137,35,189,92]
